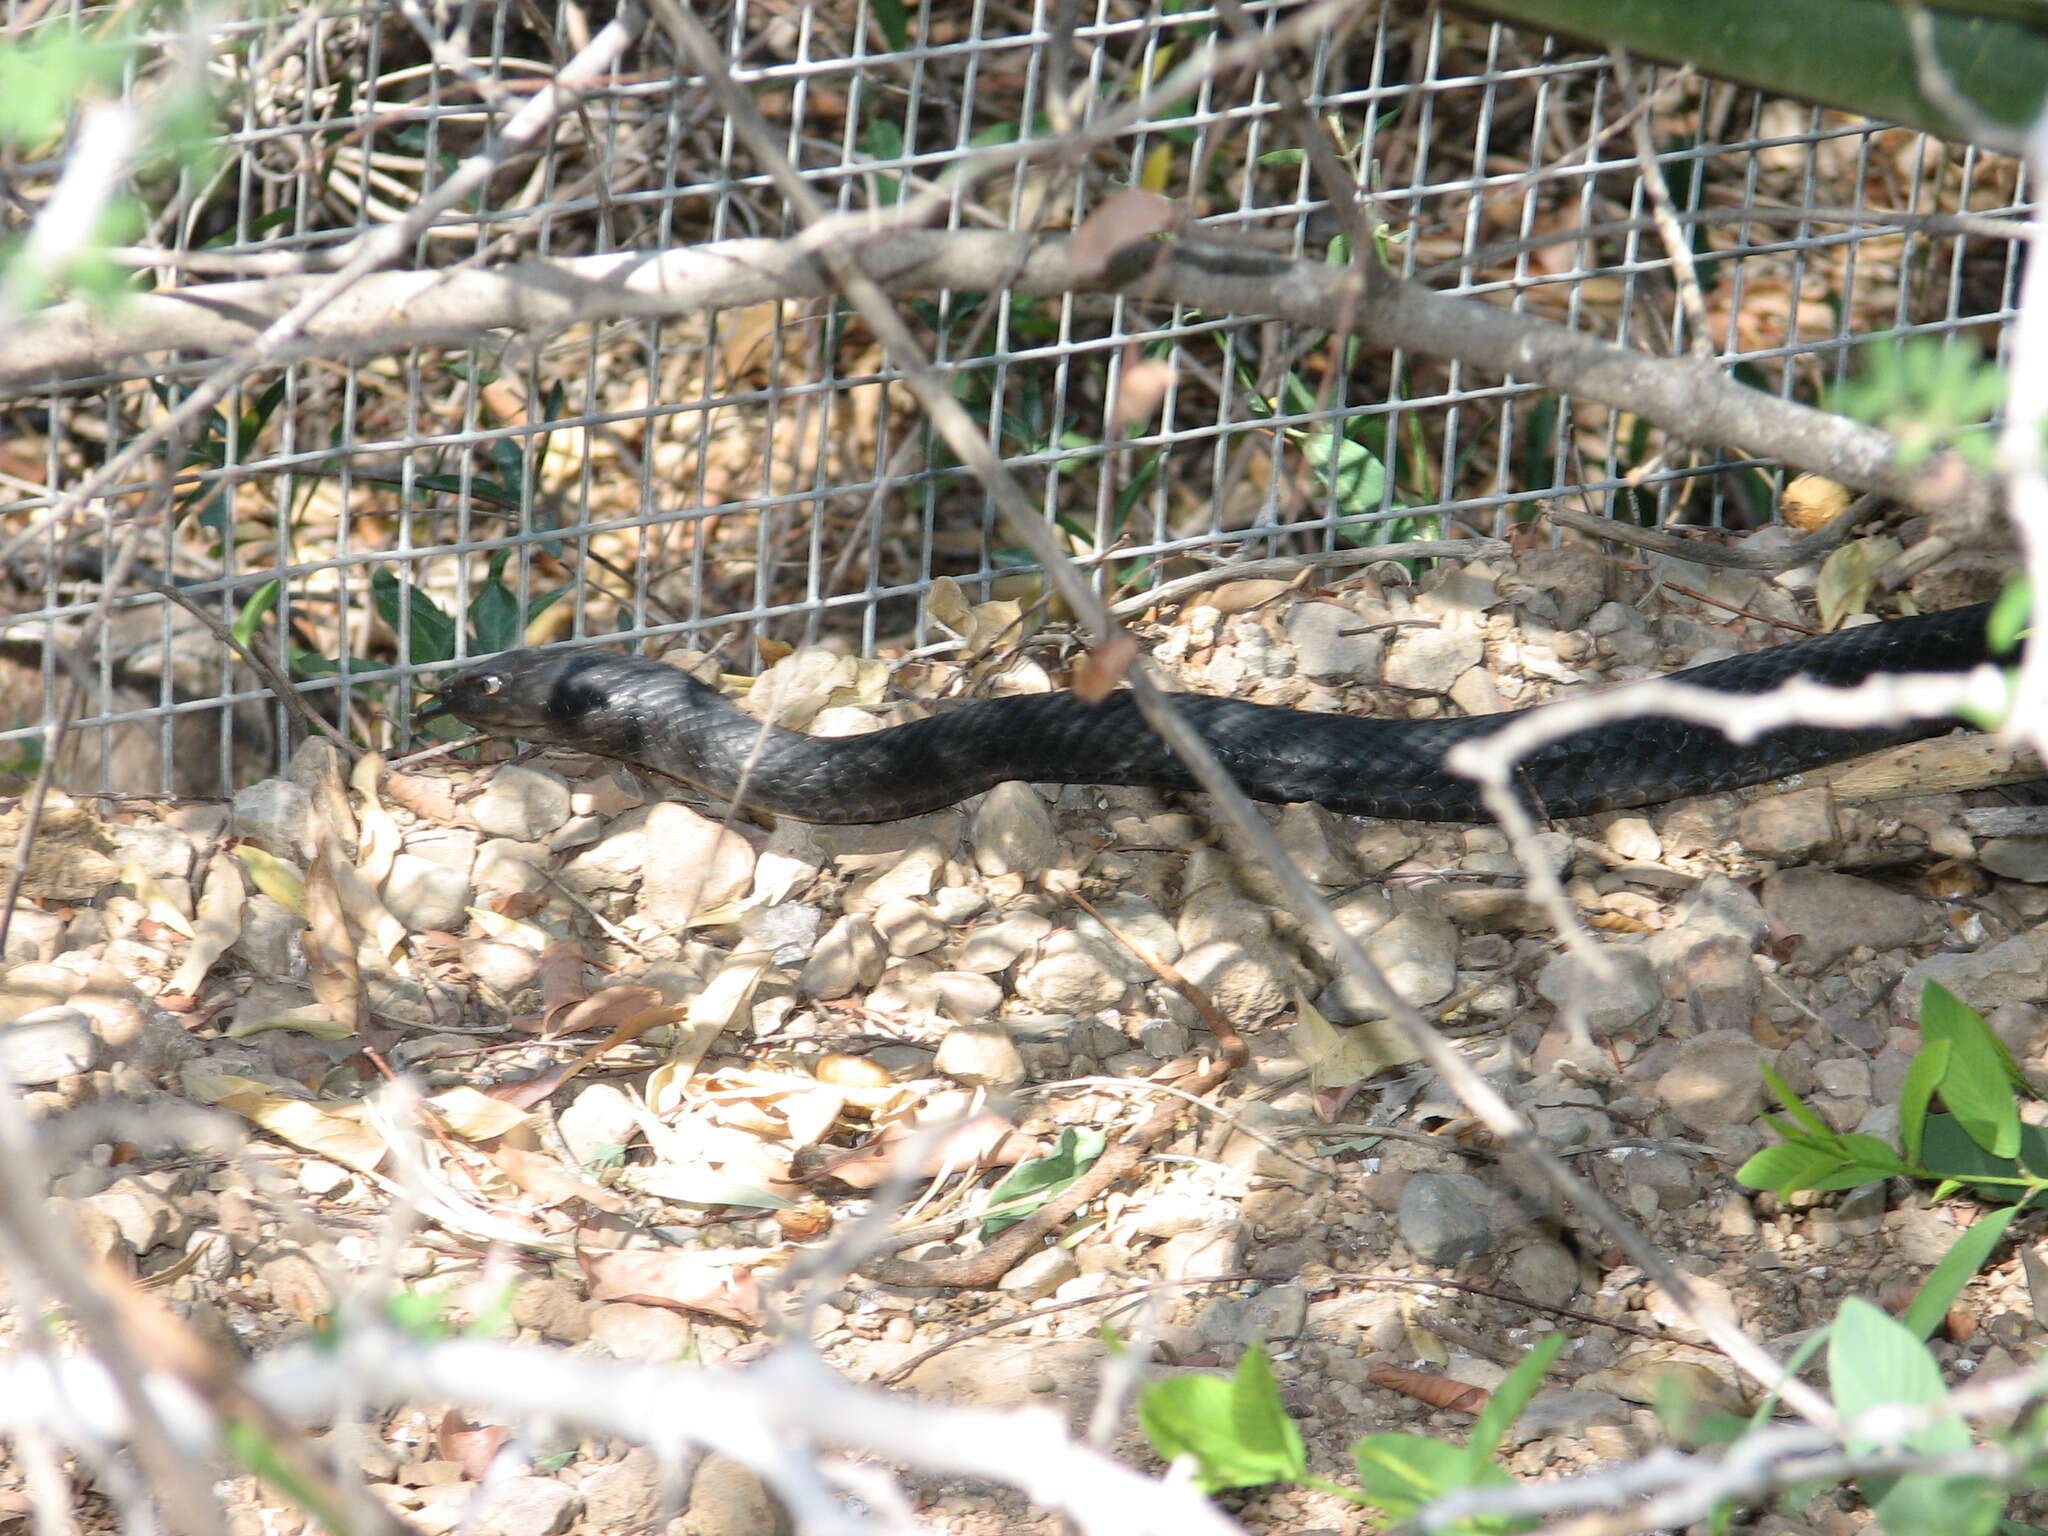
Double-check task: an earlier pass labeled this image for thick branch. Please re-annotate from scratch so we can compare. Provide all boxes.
[0,229,1996,528]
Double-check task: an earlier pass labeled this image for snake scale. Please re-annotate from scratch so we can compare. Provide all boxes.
[425,601,2001,825]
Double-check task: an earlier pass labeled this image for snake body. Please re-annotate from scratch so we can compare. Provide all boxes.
[428,603,2000,825]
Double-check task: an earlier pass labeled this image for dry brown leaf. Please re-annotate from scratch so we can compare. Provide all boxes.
[1111,356,1176,431]
[741,649,888,729]
[1072,632,1140,705]
[465,905,551,950]
[330,856,406,969]
[1195,577,1298,616]
[168,849,245,996]
[536,939,585,1024]
[690,1067,848,1148]
[814,1112,1038,1189]
[546,983,663,1041]
[1814,535,1899,631]
[427,1086,532,1142]
[184,1067,387,1172]
[119,858,196,938]
[1068,188,1178,280]
[490,1145,627,1212]
[379,771,463,824]
[353,752,402,888]
[581,1246,769,1326]
[302,842,363,1035]
[224,1006,353,1041]
[436,1410,511,1481]
[1366,1363,1490,1415]
[490,999,690,1111]
[644,952,774,1109]
[1293,993,1421,1091]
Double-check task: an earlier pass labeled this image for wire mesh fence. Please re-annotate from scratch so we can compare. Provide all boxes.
[0,0,2027,798]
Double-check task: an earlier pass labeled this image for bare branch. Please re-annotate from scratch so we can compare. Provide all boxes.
[0,232,1998,531]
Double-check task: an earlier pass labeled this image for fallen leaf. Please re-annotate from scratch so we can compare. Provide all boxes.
[742,649,890,729]
[490,999,687,1111]
[1072,632,1140,705]
[581,1246,770,1326]
[437,1411,510,1481]
[1068,187,1179,280]
[330,856,407,969]
[184,1067,387,1172]
[302,842,363,1035]
[536,939,585,1026]
[354,753,402,888]
[224,1006,353,1041]
[119,854,198,938]
[1111,356,1175,431]
[546,984,663,1042]
[1292,993,1421,1090]
[168,850,245,995]
[1814,535,1900,631]
[466,905,552,951]
[814,1112,1038,1190]
[645,952,773,1106]
[427,1086,532,1142]
[490,1145,627,1213]
[1195,577,1298,616]
[235,844,306,917]
[1366,1363,1490,1414]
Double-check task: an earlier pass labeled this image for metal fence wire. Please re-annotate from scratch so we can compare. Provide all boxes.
[0,0,2028,797]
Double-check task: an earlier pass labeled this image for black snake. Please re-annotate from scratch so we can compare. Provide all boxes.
[424,602,2000,825]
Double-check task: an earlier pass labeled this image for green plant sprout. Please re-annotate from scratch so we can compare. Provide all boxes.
[1739,982,2046,1207]
[1826,336,2006,472]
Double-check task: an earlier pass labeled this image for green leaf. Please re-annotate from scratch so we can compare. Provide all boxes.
[411,473,523,508]
[1899,1037,1953,1169]
[979,1126,1107,1238]
[1760,1061,1832,1137]
[371,569,459,665]
[1464,1332,1565,1474]
[1352,1433,1513,1524]
[1831,1296,1968,1455]
[1874,1474,2003,1536]
[1921,981,2025,1159]
[232,580,281,648]
[1137,1343,1307,1493]
[468,552,522,655]
[1989,579,2032,655]
[1900,1207,2020,1342]
[871,0,910,49]
[1736,1134,1902,1198]
[1286,425,1402,519]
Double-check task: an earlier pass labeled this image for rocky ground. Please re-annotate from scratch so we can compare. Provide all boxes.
[3,541,2046,1535]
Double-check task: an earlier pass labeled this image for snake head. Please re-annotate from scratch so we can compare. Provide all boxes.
[423,648,628,749]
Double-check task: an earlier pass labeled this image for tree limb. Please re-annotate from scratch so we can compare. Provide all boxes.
[1,228,1998,530]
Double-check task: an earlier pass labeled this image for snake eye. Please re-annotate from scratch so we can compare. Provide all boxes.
[479,672,505,696]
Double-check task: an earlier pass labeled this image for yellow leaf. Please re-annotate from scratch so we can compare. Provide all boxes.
[1292,992,1422,1089]
[224,1007,353,1041]
[465,906,553,950]
[120,858,196,939]
[1140,141,1175,193]
[235,845,306,917]
[168,850,244,994]
[426,1086,531,1141]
